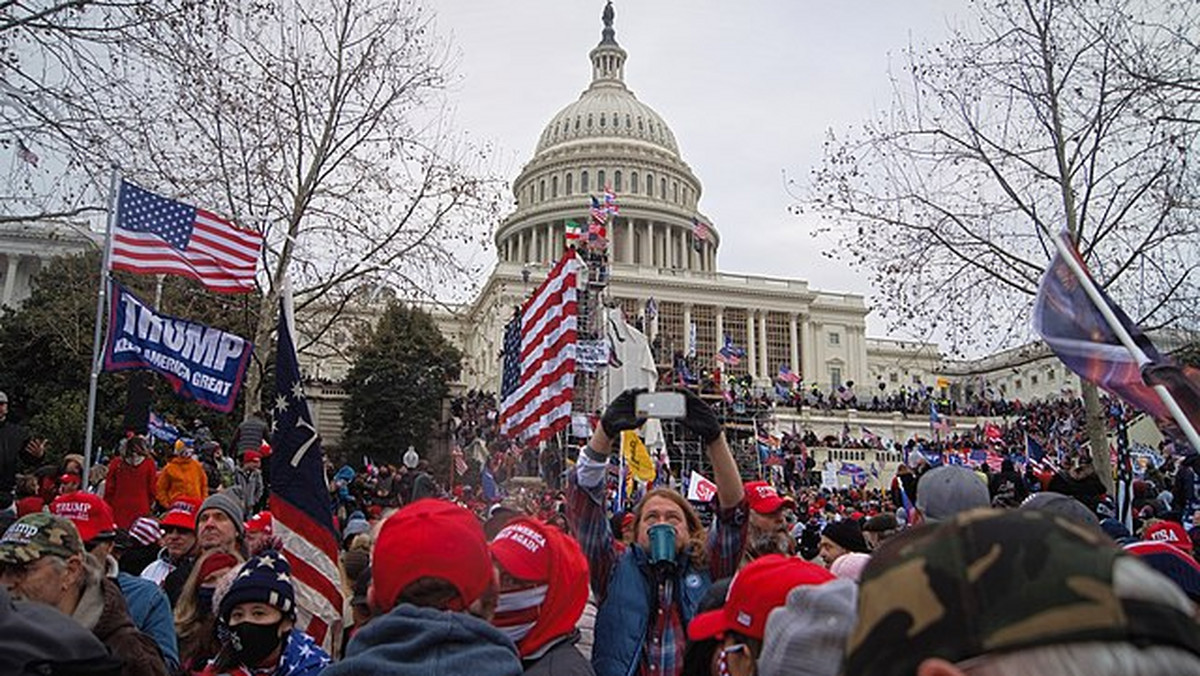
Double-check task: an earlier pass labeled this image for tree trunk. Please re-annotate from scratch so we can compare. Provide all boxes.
[1081,381,1113,494]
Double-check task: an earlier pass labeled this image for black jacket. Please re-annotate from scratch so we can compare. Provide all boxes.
[0,418,33,494]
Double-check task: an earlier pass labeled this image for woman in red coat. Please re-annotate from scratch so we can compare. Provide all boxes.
[105,435,158,528]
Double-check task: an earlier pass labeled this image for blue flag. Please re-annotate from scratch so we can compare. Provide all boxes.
[268,281,342,648]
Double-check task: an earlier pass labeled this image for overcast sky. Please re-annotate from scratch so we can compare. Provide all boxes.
[433,1,965,340]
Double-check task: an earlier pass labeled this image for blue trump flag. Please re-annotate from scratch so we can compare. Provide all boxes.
[103,281,252,413]
[268,280,342,649]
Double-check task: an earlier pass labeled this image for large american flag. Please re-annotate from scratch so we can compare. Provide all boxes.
[499,252,583,444]
[269,280,343,652]
[112,181,262,294]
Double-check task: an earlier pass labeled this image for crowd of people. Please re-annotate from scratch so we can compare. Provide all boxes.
[2,382,1199,676]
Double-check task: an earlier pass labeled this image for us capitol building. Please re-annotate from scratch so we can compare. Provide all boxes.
[441,8,877,396]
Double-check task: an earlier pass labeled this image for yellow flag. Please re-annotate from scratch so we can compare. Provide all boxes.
[621,430,657,483]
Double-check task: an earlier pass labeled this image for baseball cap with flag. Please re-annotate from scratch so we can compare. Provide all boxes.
[160,497,202,531]
[687,554,834,642]
[744,481,795,515]
[49,492,116,544]
[0,513,85,564]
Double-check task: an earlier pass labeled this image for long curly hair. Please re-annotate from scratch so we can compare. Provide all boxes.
[631,488,709,570]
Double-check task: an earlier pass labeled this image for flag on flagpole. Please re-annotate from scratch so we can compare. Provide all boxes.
[1034,230,1200,444]
[716,335,745,366]
[269,279,343,652]
[111,181,263,294]
[499,251,583,445]
[451,445,469,476]
[777,364,801,384]
[603,187,619,215]
[691,217,710,252]
[621,431,656,483]
[685,471,717,502]
[565,220,583,242]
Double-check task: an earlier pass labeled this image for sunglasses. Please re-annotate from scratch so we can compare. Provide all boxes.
[162,526,193,536]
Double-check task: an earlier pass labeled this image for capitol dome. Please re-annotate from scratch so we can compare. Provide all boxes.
[534,72,680,156]
[496,2,718,273]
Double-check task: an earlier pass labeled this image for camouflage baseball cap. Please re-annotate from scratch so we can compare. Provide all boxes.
[844,508,1200,676]
[0,513,84,565]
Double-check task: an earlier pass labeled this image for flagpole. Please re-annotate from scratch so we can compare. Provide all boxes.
[1047,233,1200,453]
[83,167,120,481]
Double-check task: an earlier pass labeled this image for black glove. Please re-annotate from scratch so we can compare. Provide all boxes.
[601,388,647,438]
[679,388,722,445]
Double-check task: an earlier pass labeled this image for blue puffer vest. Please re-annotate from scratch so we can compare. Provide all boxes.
[592,545,711,676]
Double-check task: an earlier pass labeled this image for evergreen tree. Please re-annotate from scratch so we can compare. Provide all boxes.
[341,303,461,465]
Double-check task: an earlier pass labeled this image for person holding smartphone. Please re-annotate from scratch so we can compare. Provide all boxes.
[567,388,747,676]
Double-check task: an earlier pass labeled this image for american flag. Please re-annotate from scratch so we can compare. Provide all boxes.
[268,280,343,653]
[451,445,469,476]
[499,252,583,445]
[692,217,709,241]
[603,187,619,214]
[112,181,262,294]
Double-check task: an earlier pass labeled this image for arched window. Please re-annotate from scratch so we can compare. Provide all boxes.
[552,176,559,198]
[661,178,667,198]
[630,171,639,194]
[581,171,590,192]
[539,180,545,201]
[614,170,623,192]
[600,113,606,127]
[646,173,654,197]
[566,173,574,195]
[673,182,679,203]
[575,116,580,131]
[626,114,632,129]
[587,114,593,128]
[637,117,644,131]
[598,170,606,191]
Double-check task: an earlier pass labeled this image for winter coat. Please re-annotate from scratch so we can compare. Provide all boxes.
[0,417,33,494]
[115,571,179,672]
[232,416,268,455]
[105,456,157,528]
[74,566,168,676]
[156,457,209,508]
[523,633,595,676]
[323,604,523,676]
[199,628,329,676]
[592,546,710,676]
[233,468,263,515]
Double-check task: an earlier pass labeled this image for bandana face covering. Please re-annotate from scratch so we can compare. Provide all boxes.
[493,584,549,643]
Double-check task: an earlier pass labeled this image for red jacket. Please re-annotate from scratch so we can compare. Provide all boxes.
[105,456,157,528]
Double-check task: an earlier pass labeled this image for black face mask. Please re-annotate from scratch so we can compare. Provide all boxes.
[229,620,285,667]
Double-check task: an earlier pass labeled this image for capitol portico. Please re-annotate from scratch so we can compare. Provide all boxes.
[451,7,873,395]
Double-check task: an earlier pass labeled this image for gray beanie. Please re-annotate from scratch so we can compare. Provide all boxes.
[200,491,245,537]
[759,577,858,676]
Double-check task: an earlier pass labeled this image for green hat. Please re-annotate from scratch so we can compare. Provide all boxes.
[844,508,1200,676]
[0,513,84,564]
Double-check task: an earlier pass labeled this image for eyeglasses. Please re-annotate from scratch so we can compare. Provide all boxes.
[721,644,749,657]
[162,526,193,536]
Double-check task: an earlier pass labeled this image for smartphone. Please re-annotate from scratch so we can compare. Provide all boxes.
[636,391,686,419]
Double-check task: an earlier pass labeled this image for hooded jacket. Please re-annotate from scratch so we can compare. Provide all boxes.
[156,456,209,508]
[73,564,168,676]
[105,455,157,529]
[323,604,523,676]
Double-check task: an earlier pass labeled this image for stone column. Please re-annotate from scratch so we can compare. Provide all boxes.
[714,306,725,374]
[746,310,757,380]
[2,254,17,308]
[648,222,656,267]
[758,310,769,378]
[683,303,693,357]
[518,229,527,263]
[801,315,816,384]
[628,220,638,265]
[789,313,800,373]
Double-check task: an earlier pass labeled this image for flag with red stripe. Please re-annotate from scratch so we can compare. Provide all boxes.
[112,181,262,294]
[499,252,582,444]
[269,279,343,653]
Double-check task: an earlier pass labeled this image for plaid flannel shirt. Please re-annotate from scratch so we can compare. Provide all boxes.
[568,450,748,676]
